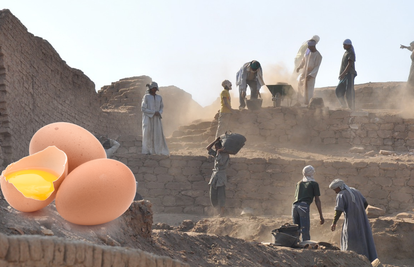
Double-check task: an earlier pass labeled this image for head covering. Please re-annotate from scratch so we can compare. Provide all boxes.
[311,35,320,44]
[329,179,356,203]
[308,40,317,46]
[302,165,315,182]
[146,82,159,91]
[343,39,352,45]
[250,60,261,71]
[222,80,232,89]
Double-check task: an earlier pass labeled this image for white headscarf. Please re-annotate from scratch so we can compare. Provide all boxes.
[302,165,315,182]
[329,178,356,203]
[311,35,320,44]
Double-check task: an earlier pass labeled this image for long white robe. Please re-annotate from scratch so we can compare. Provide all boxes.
[298,50,322,103]
[141,93,169,155]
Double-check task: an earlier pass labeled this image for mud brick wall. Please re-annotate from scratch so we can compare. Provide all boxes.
[117,151,414,216]
[0,233,189,267]
[314,82,406,110]
[222,107,414,152]
[0,9,138,165]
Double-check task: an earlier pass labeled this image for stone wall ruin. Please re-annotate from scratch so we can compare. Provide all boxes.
[1,8,413,219]
[0,9,204,167]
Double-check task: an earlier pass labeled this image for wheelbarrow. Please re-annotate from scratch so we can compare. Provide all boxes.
[266,83,295,107]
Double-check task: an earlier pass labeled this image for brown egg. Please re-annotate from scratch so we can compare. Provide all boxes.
[29,122,106,173]
[55,158,136,225]
[0,146,68,212]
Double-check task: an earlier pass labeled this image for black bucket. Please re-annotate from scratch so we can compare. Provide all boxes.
[271,223,300,247]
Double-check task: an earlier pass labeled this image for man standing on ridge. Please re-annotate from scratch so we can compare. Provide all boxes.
[336,39,357,110]
[292,165,324,241]
[141,82,169,156]
[400,41,414,94]
[296,39,322,105]
[293,35,320,81]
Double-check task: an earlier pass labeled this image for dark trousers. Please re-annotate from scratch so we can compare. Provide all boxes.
[239,79,259,108]
[335,73,355,110]
[210,185,226,208]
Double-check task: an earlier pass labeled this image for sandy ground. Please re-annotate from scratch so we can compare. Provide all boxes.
[2,105,414,266]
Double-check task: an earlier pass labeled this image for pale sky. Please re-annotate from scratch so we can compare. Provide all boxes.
[2,0,413,107]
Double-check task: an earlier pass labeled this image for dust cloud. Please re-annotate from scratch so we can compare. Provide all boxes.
[399,85,414,118]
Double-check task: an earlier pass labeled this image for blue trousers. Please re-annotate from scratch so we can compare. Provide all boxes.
[292,202,311,241]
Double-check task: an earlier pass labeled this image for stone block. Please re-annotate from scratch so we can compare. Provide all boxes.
[148,188,171,197]
[181,190,205,198]
[394,124,406,132]
[323,137,336,144]
[330,110,350,119]
[359,166,380,177]
[159,159,172,168]
[165,182,191,190]
[182,168,201,175]
[157,174,174,183]
[363,123,379,131]
[320,130,335,138]
[248,164,267,172]
[154,166,168,175]
[163,206,184,213]
[0,234,9,259]
[379,162,399,170]
[171,160,189,167]
[338,168,358,176]
[318,166,338,176]
[366,205,385,218]
[393,132,408,139]
[187,160,202,167]
[377,130,392,138]
[370,176,392,187]
[390,189,413,203]
[195,196,210,206]
[352,161,368,168]
[168,167,183,176]
[138,166,154,174]
[370,138,383,146]
[141,173,156,181]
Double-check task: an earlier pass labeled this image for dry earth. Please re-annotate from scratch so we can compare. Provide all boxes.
[1,103,414,266]
[1,138,414,266]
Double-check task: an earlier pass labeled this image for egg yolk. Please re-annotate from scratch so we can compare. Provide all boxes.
[5,169,58,201]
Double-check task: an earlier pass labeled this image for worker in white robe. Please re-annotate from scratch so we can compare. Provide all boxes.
[293,35,320,81]
[141,82,169,155]
[296,40,322,105]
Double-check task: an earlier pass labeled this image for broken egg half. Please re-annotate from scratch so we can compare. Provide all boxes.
[56,158,136,225]
[0,146,68,212]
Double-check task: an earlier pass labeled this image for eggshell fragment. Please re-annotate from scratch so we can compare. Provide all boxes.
[29,122,106,173]
[0,146,68,212]
[55,158,136,225]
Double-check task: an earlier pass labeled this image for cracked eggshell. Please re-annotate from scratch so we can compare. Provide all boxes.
[29,122,106,173]
[55,158,136,225]
[0,146,68,212]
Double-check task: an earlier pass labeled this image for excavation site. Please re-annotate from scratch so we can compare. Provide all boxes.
[1,8,414,267]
